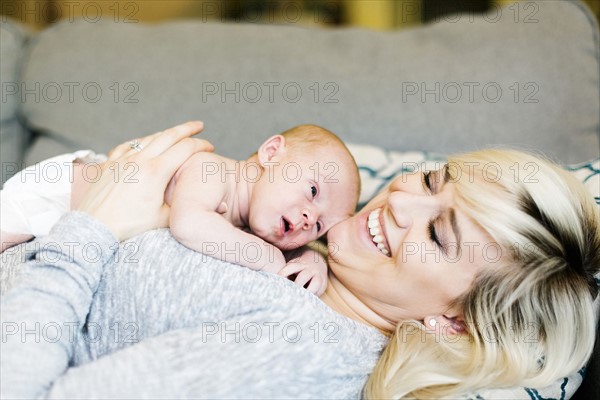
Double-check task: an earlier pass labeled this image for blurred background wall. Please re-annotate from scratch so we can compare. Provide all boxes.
[3,0,598,31]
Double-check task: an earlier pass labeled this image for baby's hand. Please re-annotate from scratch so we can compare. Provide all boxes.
[278,249,327,296]
[261,246,287,275]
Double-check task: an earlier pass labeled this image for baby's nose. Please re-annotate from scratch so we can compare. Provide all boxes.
[301,208,318,230]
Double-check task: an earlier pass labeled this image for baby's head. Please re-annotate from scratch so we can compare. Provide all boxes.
[247,124,360,250]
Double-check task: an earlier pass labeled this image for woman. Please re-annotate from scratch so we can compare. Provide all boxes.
[1,122,598,399]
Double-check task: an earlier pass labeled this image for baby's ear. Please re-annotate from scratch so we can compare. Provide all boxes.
[258,135,286,165]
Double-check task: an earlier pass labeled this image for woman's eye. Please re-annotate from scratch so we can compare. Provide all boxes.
[428,222,441,247]
[423,171,433,192]
[311,185,318,198]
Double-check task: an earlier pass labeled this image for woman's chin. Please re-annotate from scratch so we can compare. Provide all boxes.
[327,216,349,245]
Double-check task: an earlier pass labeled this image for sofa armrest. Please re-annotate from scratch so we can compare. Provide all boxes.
[1,19,32,186]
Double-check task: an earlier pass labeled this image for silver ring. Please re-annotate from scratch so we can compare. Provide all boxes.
[129,140,143,152]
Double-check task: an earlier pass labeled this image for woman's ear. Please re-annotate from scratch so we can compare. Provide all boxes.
[257,135,286,165]
[424,315,466,335]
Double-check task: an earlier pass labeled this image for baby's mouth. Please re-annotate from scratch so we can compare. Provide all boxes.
[282,217,294,235]
[368,208,391,257]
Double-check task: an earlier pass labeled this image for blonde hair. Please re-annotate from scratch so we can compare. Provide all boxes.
[365,149,600,399]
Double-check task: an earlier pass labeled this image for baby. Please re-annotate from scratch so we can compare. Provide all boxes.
[1,124,360,295]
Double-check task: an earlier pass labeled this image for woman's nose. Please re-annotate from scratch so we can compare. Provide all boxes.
[387,191,438,229]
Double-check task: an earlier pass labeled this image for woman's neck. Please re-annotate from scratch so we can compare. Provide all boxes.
[320,271,395,336]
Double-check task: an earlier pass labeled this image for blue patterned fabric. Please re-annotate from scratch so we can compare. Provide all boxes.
[347,143,600,209]
[566,159,600,206]
[346,143,600,400]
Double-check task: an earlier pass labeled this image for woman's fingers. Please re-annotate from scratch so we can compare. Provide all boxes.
[106,121,205,161]
[107,134,156,160]
[154,138,214,181]
[138,121,206,158]
[106,142,129,160]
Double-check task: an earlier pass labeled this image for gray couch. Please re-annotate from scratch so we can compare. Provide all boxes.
[1,0,599,398]
[1,0,599,177]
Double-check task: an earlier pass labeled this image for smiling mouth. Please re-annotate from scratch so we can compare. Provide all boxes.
[368,208,391,257]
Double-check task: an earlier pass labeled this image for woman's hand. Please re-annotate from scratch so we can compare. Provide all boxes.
[76,121,214,241]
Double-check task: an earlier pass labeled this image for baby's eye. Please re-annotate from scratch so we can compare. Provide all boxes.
[316,221,322,232]
[311,185,318,198]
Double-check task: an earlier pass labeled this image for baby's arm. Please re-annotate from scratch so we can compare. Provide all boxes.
[169,154,286,274]
[278,247,328,296]
[172,211,286,273]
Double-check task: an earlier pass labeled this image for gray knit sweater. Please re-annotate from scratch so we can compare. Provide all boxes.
[1,212,387,399]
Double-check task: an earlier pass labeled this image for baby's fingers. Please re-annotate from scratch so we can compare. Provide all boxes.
[293,269,315,290]
[305,275,325,296]
[278,261,305,278]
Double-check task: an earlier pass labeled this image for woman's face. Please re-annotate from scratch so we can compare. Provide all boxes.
[326,165,498,323]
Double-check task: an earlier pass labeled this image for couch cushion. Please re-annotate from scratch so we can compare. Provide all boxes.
[18,0,600,166]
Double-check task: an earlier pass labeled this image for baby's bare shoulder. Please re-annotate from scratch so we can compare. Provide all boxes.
[185,151,230,165]
[178,152,234,175]
[170,151,232,205]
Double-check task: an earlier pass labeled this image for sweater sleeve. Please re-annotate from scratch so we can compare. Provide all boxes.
[47,311,379,399]
[0,212,118,399]
[1,224,387,399]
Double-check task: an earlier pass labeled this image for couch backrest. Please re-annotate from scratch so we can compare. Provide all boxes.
[2,0,599,168]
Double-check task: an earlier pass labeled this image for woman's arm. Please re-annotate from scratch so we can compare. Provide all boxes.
[0,213,118,398]
[0,122,213,398]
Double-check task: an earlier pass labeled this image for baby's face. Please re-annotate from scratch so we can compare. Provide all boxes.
[248,148,358,250]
